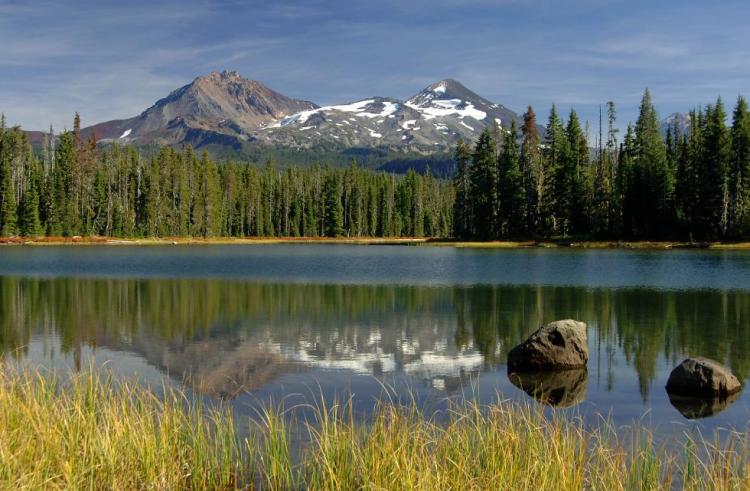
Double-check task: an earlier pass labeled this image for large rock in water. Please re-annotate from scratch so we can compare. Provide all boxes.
[665,357,741,397]
[507,320,588,371]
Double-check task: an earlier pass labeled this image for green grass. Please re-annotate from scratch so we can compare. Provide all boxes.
[0,366,748,490]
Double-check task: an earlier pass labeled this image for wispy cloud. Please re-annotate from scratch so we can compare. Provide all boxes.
[1,0,748,131]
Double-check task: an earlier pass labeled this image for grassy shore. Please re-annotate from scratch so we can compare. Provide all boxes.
[0,367,748,490]
[3,235,750,250]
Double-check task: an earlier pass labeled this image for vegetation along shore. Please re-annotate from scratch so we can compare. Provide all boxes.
[0,366,747,490]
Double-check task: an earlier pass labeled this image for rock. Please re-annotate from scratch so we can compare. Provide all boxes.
[508,368,588,407]
[668,391,740,419]
[665,357,741,397]
[507,320,588,371]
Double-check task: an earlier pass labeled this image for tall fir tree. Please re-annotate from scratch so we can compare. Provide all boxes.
[695,99,731,239]
[498,121,525,237]
[470,128,499,239]
[631,89,671,238]
[730,96,750,237]
[452,140,473,238]
[542,105,566,236]
[521,106,542,236]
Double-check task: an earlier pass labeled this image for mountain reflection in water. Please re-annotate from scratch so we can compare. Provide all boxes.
[2,276,750,431]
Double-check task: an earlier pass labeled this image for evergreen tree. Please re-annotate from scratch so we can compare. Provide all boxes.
[542,105,566,236]
[695,99,731,239]
[470,128,499,239]
[19,179,42,237]
[730,96,750,237]
[0,155,16,236]
[562,110,589,236]
[521,106,542,236]
[631,89,671,238]
[452,140,472,238]
[323,172,343,237]
[498,121,525,237]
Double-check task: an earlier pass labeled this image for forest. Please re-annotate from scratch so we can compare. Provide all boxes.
[2,88,750,241]
[0,115,453,238]
[455,89,750,241]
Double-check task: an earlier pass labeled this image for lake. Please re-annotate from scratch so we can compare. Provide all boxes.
[1,244,750,438]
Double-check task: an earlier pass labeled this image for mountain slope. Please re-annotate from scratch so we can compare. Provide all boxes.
[74,72,534,160]
[83,70,317,148]
[253,79,528,153]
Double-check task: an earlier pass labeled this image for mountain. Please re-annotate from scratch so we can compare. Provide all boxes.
[660,112,691,138]
[83,70,317,148]
[62,71,534,170]
[253,79,526,153]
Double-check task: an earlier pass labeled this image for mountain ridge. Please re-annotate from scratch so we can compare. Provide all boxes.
[70,71,535,159]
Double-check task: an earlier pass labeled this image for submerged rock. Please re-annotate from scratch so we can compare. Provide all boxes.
[665,357,741,397]
[668,391,740,419]
[508,368,588,407]
[507,320,588,371]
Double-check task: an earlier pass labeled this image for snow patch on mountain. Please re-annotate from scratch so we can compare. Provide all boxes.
[269,99,400,128]
[405,99,486,120]
[119,129,132,139]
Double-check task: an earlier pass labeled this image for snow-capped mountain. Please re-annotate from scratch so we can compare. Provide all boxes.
[253,79,525,152]
[79,71,530,156]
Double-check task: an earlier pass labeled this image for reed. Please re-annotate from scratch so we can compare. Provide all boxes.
[0,366,747,490]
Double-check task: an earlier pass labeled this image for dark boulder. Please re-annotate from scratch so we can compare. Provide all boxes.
[507,320,588,371]
[665,357,741,397]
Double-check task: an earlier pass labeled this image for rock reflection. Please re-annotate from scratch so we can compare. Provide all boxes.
[667,391,741,419]
[508,369,588,407]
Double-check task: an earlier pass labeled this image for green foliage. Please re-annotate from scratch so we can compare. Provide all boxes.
[0,115,454,239]
[457,90,750,242]
[498,121,525,237]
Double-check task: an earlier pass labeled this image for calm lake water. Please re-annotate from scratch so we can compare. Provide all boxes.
[1,244,750,438]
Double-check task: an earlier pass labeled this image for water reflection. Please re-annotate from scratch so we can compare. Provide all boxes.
[667,392,741,419]
[508,369,588,407]
[1,277,749,421]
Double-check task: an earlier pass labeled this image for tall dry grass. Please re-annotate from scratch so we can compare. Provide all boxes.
[0,366,747,490]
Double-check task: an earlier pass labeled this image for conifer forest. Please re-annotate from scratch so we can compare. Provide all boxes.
[2,90,750,241]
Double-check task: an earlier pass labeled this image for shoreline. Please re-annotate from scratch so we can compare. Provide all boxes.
[2,235,750,249]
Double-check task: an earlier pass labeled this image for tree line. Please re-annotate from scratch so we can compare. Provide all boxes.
[454,89,750,241]
[5,88,750,242]
[0,115,453,238]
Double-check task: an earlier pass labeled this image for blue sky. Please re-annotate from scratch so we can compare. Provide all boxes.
[1,0,748,136]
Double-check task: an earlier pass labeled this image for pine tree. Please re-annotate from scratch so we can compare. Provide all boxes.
[470,128,499,239]
[616,124,636,237]
[323,172,343,237]
[498,121,525,237]
[631,89,671,238]
[452,140,472,238]
[695,99,731,239]
[0,155,16,236]
[542,105,566,236]
[19,179,42,237]
[521,106,542,236]
[730,96,750,237]
[564,110,589,236]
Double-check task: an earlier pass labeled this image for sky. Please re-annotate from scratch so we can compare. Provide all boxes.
[1,0,749,136]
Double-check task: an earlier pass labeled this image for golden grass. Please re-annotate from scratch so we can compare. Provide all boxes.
[0,366,748,490]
